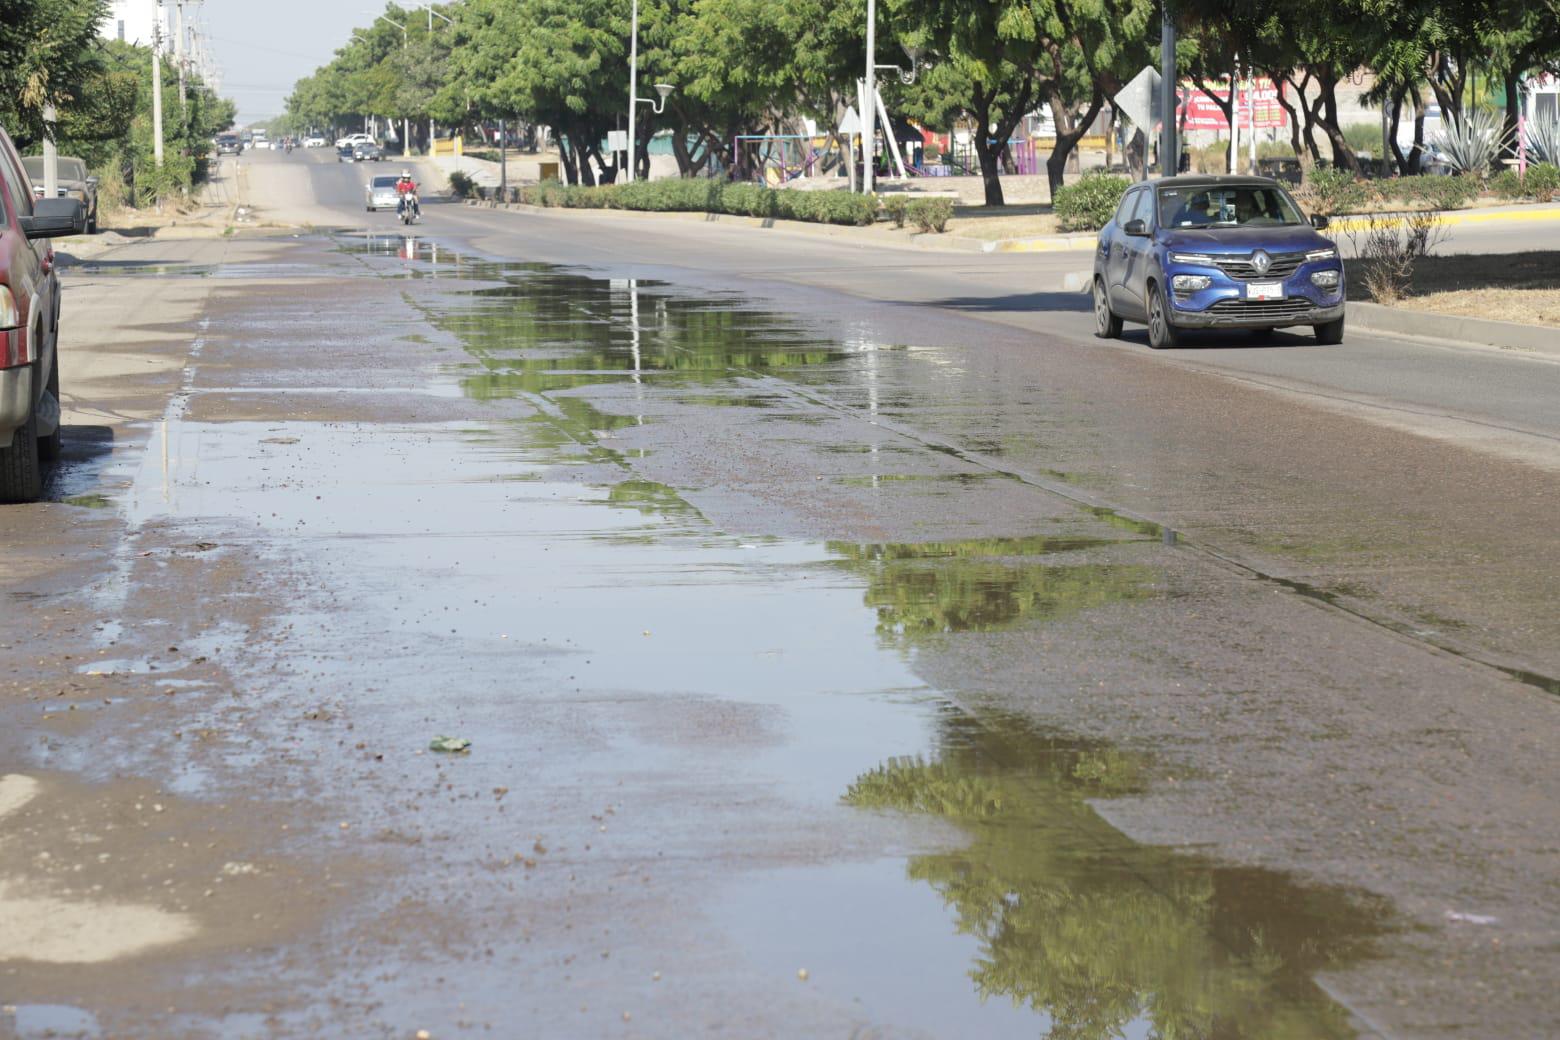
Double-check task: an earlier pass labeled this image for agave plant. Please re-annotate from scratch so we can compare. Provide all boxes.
[1524,113,1560,166]
[1430,107,1513,176]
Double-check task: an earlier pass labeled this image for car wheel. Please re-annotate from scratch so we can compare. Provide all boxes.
[0,396,43,503]
[87,207,98,234]
[1093,277,1123,339]
[38,350,61,463]
[1147,283,1184,350]
[1314,315,1345,345]
[367,206,374,212]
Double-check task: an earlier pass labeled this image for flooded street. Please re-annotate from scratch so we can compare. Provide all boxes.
[3,161,1558,1038]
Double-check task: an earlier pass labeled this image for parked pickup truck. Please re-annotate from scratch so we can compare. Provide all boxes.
[0,123,84,502]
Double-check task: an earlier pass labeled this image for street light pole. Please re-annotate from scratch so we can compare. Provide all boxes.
[418,5,454,156]
[1159,4,1177,177]
[626,0,640,183]
[863,0,876,195]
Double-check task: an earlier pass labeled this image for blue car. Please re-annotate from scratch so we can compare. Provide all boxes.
[1092,175,1346,349]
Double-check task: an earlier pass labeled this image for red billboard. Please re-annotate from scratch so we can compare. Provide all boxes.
[1180,78,1288,131]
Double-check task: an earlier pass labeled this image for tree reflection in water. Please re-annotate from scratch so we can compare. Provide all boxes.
[845,712,1388,1039]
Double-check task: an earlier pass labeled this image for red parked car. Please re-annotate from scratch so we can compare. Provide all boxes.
[0,123,83,502]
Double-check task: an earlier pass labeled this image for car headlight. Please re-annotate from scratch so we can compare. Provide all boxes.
[1172,274,1212,292]
[1310,270,1341,289]
[1306,248,1337,262]
[1169,252,1217,265]
[0,285,18,328]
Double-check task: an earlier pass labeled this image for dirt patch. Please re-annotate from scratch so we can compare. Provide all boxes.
[944,203,1061,241]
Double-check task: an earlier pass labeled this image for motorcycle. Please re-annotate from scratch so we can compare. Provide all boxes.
[398,193,420,225]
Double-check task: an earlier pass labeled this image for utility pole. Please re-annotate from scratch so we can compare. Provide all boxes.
[42,104,58,200]
[152,2,166,169]
[863,0,877,194]
[626,0,639,182]
[499,117,508,200]
[175,0,187,115]
[1159,4,1177,177]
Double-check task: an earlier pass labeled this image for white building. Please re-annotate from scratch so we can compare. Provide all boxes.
[101,0,169,48]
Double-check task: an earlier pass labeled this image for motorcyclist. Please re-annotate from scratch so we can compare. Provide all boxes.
[395,170,420,220]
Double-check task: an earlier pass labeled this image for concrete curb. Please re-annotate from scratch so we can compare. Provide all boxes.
[1349,301,1560,356]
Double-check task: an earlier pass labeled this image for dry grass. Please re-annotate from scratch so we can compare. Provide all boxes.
[1348,251,1560,327]
[1395,288,1560,327]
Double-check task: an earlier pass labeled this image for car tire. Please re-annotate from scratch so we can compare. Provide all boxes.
[38,350,61,463]
[1146,283,1184,350]
[87,207,98,234]
[1093,277,1123,339]
[0,395,43,503]
[367,206,374,212]
[1314,315,1345,345]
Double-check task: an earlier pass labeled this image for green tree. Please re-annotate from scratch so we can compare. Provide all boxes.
[0,0,111,140]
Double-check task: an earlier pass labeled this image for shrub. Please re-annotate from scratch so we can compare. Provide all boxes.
[1387,174,1480,210]
[882,194,909,228]
[1298,166,1371,216]
[515,178,876,226]
[1052,170,1129,231]
[1342,210,1447,304]
[1491,162,1560,202]
[448,170,476,198]
[906,197,954,233]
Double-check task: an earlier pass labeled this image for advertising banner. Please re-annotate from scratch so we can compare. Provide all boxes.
[1179,78,1288,131]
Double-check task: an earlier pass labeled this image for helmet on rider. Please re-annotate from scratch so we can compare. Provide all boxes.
[401,170,411,178]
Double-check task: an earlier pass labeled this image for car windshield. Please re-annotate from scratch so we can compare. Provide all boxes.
[1157,185,1304,228]
[19,157,86,182]
[372,176,399,187]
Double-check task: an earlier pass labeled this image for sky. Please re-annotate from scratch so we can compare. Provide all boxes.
[203,2,367,124]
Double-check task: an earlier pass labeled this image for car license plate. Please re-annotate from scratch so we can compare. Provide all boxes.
[1247,281,1284,301]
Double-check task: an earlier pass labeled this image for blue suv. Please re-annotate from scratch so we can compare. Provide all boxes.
[1092,175,1346,349]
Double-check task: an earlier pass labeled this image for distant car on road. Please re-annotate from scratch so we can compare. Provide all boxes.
[366,174,401,212]
[0,122,83,502]
[337,143,356,163]
[304,135,327,148]
[1092,175,1346,349]
[20,155,98,234]
[216,133,243,155]
[353,141,384,162]
[336,133,374,149]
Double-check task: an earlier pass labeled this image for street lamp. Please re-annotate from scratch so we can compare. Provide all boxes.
[416,5,454,155]
[625,0,674,184]
[862,0,920,195]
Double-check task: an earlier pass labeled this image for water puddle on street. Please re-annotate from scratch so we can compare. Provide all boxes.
[106,238,1388,1034]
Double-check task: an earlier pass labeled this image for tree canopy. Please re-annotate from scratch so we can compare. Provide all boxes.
[288,0,1560,197]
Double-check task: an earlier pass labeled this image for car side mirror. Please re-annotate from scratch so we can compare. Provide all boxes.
[1123,218,1149,237]
[1310,213,1329,230]
[21,198,85,239]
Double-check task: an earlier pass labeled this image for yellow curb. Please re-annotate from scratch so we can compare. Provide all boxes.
[1329,206,1560,233]
[988,237,1097,253]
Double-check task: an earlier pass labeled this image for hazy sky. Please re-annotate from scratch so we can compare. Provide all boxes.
[203,3,367,123]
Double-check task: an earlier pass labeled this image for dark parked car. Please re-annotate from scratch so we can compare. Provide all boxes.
[21,155,97,234]
[352,141,384,162]
[337,143,356,163]
[0,123,84,502]
[216,133,243,155]
[1092,175,1346,349]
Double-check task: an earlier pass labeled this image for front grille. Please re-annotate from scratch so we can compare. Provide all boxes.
[1206,297,1316,320]
[1214,252,1304,281]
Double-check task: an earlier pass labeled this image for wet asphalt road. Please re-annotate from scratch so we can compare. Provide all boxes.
[0,149,1557,1039]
